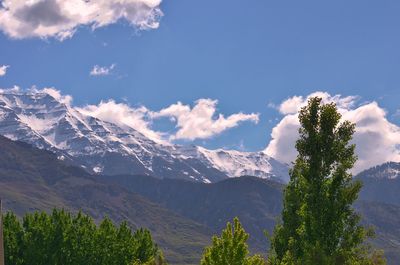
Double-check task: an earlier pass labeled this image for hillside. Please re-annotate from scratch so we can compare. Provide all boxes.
[103,174,400,264]
[357,162,400,206]
[100,174,283,252]
[0,136,211,265]
[1,135,399,264]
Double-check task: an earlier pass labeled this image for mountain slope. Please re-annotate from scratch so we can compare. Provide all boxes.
[0,135,211,265]
[100,174,284,252]
[0,89,289,183]
[357,162,400,206]
[103,173,400,264]
[355,200,400,264]
[1,135,399,264]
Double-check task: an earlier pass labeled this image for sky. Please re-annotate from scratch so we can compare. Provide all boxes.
[0,0,399,172]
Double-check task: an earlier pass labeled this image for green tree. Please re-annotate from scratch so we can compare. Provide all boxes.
[201,217,266,265]
[2,209,166,265]
[3,212,24,265]
[132,228,159,263]
[269,97,386,265]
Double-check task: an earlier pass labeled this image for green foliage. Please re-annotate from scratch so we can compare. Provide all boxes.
[201,217,267,265]
[3,209,167,265]
[269,97,386,265]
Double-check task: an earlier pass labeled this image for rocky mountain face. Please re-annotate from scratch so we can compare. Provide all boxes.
[0,90,289,183]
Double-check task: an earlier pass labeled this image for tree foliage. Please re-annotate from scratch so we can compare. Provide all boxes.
[269,97,386,265]
[3,209,167,265]
[201,217,266,265]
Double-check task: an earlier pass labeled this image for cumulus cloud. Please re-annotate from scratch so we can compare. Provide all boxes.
[277,91,357,114]
[0,0,163,40]
[79,98,259,142]
[0,65,9,76]
[152,99,260,141]
[77,100,166,144]
[2,86,259,143]
[40,87,73,105]
[0,86,73,105]
[265,92,400,173]
[90,64,116,76]
[0,86,165,143]
[0,85,20,93]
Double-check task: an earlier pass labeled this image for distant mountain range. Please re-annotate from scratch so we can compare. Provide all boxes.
[0,135,399,264]
[0,90,289,183]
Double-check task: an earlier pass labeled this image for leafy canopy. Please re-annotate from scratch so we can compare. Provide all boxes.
[269,97,386,265]
[3,209,167,265]
[201,217,266,265]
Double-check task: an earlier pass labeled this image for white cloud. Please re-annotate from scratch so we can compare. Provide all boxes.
[40,87,73,105]
[265,114,300,165]
[0,86,73,105]
[265,92,400,174]
[77,100,166,144]
[342,103,400,172]
[79,98,259,143]
[2,86,259,144]
[0,65,10,76]
[90,64,116,76]
[152,99,260,141]
[0,85,20,93]
[278,95,304,114]
[0,0,163,41]
[277,91,357,115]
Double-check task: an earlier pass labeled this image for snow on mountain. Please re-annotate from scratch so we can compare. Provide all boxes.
[0,89,289,183]
[356,161,400,180]
[183,146,290,183]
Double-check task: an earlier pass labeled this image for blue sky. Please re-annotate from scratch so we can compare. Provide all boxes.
[0,0,399,159]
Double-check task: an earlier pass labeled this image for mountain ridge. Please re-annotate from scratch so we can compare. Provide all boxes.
[356,162,400,207]
[0,89,289,183]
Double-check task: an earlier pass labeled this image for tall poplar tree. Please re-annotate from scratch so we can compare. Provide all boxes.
[269,97,385,265]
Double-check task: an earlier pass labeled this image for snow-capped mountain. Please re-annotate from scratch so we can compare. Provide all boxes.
[0,89,289,183]
[356,161,400,180]
[356,162,400,207]
[185,147,290,183]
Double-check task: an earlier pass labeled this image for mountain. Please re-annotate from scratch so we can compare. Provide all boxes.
[357,162,400,206]
[355,200,400,264]
[103,173,400,264]
[1,135,400,264]
[100,174,284,252]
[0,89,289,183]
[0,135,212,265]
[357,162,400,180]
